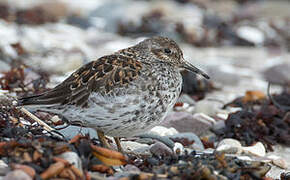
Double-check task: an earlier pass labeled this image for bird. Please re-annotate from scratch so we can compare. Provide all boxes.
[18,36,209,152]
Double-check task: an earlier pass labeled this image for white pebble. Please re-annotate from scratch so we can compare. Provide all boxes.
[242,142,266,157]
[149,126,179,136]
[216,138,242,154]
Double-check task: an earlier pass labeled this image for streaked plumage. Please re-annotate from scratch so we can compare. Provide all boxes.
[18,36,209,151]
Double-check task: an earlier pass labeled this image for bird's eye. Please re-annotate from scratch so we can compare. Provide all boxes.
[164,48,171,54]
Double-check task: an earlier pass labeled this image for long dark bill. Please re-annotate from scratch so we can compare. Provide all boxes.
[183,61,210,79]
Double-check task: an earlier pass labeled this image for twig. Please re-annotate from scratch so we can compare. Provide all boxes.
[20,107,54,132]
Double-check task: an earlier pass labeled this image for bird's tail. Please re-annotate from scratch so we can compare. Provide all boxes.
[17,94,45,106]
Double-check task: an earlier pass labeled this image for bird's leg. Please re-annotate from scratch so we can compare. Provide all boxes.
[97,130,111,149]
[114,137,124,153]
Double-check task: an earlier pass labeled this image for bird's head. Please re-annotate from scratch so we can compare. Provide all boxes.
[138,36,209,79]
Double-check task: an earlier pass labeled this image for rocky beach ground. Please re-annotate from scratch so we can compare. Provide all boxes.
[0,0,290,179]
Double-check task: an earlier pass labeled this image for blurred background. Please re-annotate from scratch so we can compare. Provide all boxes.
[0,0,289,102]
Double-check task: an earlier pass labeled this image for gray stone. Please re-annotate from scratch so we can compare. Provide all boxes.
[121,141,150,155]
[266,165,288,179]
[263,63,290,85]
[3,170,32,180]
[162,112,213,136]
[150,142,173,157]
[236,26,265,45]
[194,100,222,116]
[149,126,178,136]
[0,160,8,176]
[206,65,241,86]
[216,138,243,154]
[266,145,290,170]
[177,94,196,105]
[168,132,204,151]
[212,120,226,133]
[57,125,98,139]
[123,164,140,172]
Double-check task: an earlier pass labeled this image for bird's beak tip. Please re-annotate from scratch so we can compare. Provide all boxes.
[183,61,210,80]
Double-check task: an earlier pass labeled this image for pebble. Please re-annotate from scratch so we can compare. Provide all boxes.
[236,26,265,45]
[242,142,266,157]
[121,141,150,154]
[150,142,174,157]
[177,94,196,105]
[263,63,290,85]
[57,125,98,139]
[211,121,226,133]
[267,155,288,169]
[58,151,82,171]
[123,164,141,172]
[194,100,222,116]
[162,112,212,135]
[272,159,287,169]
[216,138,243,154]
[3,170,32,180]
[0,160,8,176]
[206,65,241,86]
[137,134,175,149]
[168,132,204,151]
[173,142,184,155]
[149,125,178,136]
[51,115,61,123]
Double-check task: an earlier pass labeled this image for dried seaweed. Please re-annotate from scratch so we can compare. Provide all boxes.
[217,90,290,151]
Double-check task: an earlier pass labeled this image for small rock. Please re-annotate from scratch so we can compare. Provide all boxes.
[168,132,204,151]
[135,137,154,145]
[3,170,32,180]
[51,115,61,123]
[272,159,287,169]
[194,100,222,116]
[58,125,98,139]
[236,156,253,161]
[173,142,184,155]
[266,166,288,179]
[121,141,150,154]
[216,138,242,154]
[236,26,264,45]
[150,142,173,157]
[211,121,226,133]
[58,151,82,170]
[263,63,290,85]
[207,65,241,86]
[123,164,140,172]
[0,160,8,176]
[177,94,196,105]
[242,142,266,157]
[267,155,288,169]
[149,126,178,136]
[162,112,212,135]
[11,164,35,178]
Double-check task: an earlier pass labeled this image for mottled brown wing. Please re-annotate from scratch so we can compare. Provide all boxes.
[18,55,142,107]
